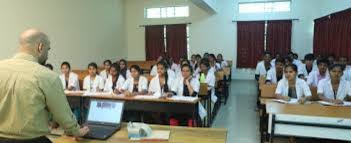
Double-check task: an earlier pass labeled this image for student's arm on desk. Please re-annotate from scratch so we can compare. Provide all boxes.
[41,77,89,137]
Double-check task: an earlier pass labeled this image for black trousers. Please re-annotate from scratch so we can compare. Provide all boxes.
[0,136,51,143]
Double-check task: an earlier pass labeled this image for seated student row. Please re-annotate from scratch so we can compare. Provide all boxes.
[265,62,351,104]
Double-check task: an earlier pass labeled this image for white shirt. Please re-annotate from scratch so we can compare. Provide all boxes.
[298,64,317,78]
[209,63,221,74]
[59,72,80,91]
[148,75,174,97]
[172,76,200,96]
[255,61,272,76]
[275,78,312,99]
[219,61,228,68]
[103,75,126,92]
[293,59,303,67]
[307,70,330,87]
[266,68,284,84]
[120,69,132,79]
[318,79,351,100]
[150,65,157,76]
[270,59,276,67]
[171,63,179,73]
[83,75,105,92]
[100,70,110,82]
[342,68,351,81]
[122,76,148,93]
[196,72,216,102]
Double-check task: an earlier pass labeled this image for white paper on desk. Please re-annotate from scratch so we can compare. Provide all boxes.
[134,95,159,100]
[130,130,170,141]
[83,91,112,96]
[318,101,336,106]
[198,102,207,120]
[64,90,85,94]
[343,101,351,106]
[272,99,299,104]
[169,96,198,102]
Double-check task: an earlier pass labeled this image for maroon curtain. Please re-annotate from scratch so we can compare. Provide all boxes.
[145,25,165,60]
[166,24,187,61]
[314,8,351,59]
[266,20,292,56]
[237,21,265,68]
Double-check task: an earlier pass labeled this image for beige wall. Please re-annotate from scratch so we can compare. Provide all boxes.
[0,0,125,71]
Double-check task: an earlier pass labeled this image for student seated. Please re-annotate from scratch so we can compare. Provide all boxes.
[275,64,312,103]
[193,54,202,76]
[83,62,104,92]
[288,52,302,67]
[318,64,351,104]
[59,61,80,91]
[119,59,131,79]
[266,58,285,84]
[103,63,126,93]
[255,52,272,80]
[270,53,281,67]
[327,54,336,66]
[339,56,351,81]
[196,59,216,99]
[169,64,200,126]
[148,61,175,97]
[176,59,191,77]
[216,54,228,68]
[307,58,329,87]
[208,54,221,73]
[121,65,148,96]
[150,56,164,76]
[100,60,112,82]
[298,53,316,80]
[190,54,197,68]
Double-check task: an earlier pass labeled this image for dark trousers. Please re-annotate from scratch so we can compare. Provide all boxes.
[0,136,51,143]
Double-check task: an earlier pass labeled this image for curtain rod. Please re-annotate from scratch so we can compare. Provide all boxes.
[139,22,192,27]
[232,18,299,22]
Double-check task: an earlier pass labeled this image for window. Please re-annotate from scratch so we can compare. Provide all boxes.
[239,1,291,13]
[145,6,189,19]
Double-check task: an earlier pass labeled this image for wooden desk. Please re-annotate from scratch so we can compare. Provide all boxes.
[66,92,201,126]
[49,124,227,143]
[266,102,351,142]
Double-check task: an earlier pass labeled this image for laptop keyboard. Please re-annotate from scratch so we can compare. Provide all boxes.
[85,125,118,139]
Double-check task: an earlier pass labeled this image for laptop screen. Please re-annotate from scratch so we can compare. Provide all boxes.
[87,100,124,124]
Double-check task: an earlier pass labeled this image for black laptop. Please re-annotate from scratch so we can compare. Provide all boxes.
[84,99,124,140]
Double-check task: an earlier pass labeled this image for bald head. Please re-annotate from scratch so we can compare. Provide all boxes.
[19,28,49,49]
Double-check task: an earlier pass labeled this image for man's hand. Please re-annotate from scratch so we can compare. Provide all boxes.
[77,126,90,137]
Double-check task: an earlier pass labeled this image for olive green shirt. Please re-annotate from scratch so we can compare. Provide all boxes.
[0,53,80,139]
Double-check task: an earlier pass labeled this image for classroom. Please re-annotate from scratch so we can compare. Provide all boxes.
[0,0,350,143]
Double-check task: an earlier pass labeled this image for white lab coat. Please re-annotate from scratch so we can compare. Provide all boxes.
[307,70,330,87]
[275,78,312,99]
[255,61,272,76]
[122,76,148,93]
[209,63,221,74]
[342,68,351,81]
[150,65,157,76]
[196,72,216,103]
[59,72,80,90]
[298,64,317,78]
[317,79,351,100]
[219,61,228,68]
[266,68,284,84]
[293,59,303,67]
[148,75,175,97]
[83,75,105,92]
[100,70,110,82]
[103,75,126,92]
[172,76,200,96]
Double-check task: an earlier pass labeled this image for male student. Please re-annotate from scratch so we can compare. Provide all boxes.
[0,29,88,142]
[298,54,316,80]
[255,52,272,80]
[307,58,330,87]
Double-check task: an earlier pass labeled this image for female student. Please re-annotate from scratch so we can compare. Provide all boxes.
[83,62,105,92]
[121,65,148,96]
[100,60,112,82]
[103,63,126,93]
[119,59,131,79]
[216,54,228,68]
[196,59,216,102]
[149,61,175,97]
[169,64,200,126]
[307,58,330,87]
[208,54,221,73]
[59,61,80,91]
[150,56,164,76]
[275,64,312,103]
[175,59,191,77]
[193,54,202,76]
[266,58,285,84]
[318,64,351,104]
[190,54,197,68]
